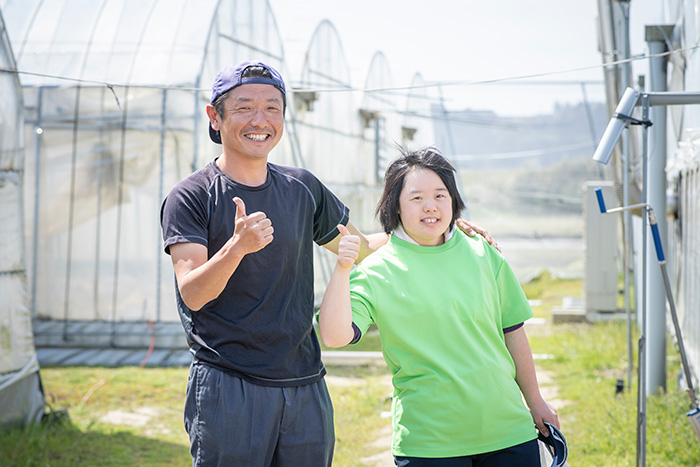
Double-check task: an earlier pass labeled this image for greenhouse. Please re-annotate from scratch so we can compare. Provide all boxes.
[0,0,433,359]
[0,8,44,427]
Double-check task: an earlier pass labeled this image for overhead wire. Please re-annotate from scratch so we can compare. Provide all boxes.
[1,42,698,107]
[3,41,695,168]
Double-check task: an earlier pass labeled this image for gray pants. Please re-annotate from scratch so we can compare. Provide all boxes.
[184,362,335,467]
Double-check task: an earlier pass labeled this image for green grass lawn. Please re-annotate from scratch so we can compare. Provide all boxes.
[528,320,700,466]
[3,275,699,466]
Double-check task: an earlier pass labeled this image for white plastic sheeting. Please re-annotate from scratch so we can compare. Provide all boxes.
[0,0,287,328]
[299,20,364,185]
[0,7,44,427]
[668,130,700,391]
[0,0,436,353]
[638,0,700,390]
[404,72,441,151]
[362,52,402,182]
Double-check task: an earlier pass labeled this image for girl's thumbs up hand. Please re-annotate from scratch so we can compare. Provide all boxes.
[336,224,360,269]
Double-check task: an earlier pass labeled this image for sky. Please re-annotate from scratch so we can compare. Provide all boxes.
[267,0,663,116]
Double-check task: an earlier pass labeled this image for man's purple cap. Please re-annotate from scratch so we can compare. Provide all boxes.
[208,61,286,144]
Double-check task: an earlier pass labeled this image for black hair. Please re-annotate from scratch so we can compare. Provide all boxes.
[375,146,466,234]
[212,65,287,118]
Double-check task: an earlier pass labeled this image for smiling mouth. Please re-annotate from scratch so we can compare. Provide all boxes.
[246,134,269,141]
[422,217,439,225]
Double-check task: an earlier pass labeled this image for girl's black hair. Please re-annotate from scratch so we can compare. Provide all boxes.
[375,146,466,234]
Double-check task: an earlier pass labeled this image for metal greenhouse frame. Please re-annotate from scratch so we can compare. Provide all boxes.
[0,0,434,365]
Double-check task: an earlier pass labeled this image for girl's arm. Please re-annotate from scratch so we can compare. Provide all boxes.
[318,225,359,347]
[504,326,560,436]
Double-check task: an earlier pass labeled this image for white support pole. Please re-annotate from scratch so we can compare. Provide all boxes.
[644,25,673,395]
[617,0,634,391]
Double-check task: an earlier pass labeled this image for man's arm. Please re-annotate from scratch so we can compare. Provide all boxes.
[318,225,359,347]
[456,219,500,252]
[170,197,273,311]
[504,326,560,436]
[322,221,389,263]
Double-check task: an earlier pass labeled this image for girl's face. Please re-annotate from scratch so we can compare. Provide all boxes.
[398,168,453,246]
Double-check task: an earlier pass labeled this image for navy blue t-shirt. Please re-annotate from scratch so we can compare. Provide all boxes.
[160,160,349,387]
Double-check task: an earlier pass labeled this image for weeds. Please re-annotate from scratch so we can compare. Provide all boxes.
[2,276,699,466]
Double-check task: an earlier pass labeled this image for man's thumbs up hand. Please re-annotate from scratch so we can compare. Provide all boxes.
[232,197,274,255]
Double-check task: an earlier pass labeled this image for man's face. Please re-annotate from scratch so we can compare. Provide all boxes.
[213,83,284,161]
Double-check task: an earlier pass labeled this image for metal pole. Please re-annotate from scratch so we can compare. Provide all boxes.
[593,84,700,467]
[646,91,700,105]
[637,93,649,467]
[617,0,634,390]
[596,186,700,444]
[157,88,167,322]
[645,25,671,395]
[30,88,44,318]
[646,208,699,408]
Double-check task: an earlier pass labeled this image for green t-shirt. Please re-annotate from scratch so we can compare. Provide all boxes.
[349,229,536,457]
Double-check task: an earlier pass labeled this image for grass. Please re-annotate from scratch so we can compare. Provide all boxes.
[324,364,393,465]
[3,274,700,466]
[4,367,191,467]
[528,320,700,466]
[521,269,583,318]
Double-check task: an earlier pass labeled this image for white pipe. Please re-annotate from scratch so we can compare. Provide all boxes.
[645,25,670,395]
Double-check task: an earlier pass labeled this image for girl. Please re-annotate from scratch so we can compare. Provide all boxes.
[319,147,559,466]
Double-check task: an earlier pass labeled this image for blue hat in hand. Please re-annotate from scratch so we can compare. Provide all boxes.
[537,422,568,467]
[208,61,286,144]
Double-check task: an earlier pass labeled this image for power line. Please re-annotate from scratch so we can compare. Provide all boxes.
[2,42,696,98]
[452,142,595,162]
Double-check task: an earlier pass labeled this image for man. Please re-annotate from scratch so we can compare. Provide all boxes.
[160,60,494,466]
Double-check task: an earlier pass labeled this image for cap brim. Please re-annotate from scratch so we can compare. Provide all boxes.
[209,123,221,144]
[537,423,568,467]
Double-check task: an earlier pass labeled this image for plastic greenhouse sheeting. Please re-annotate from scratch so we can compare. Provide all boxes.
[0,0,290,337]
[0,8,44,427]
[0,0,430,357]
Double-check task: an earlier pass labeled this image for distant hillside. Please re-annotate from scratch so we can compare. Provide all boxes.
[432,101,608,169]
[430,101,611,241]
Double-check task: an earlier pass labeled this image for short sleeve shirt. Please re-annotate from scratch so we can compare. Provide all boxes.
[161,160,349,386]
[349,230,536,456]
